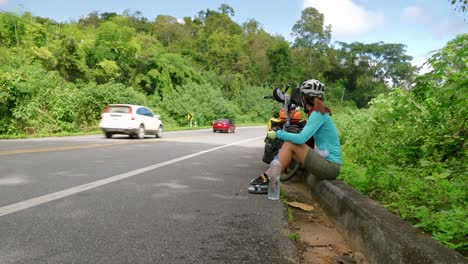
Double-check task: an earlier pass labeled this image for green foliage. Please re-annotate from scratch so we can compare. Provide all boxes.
[158,82,238,126]
[73,82,147,126]
[292,7,331,49]
[330,41,416,107]
[336,34,468,253]
[291,7,332,81]
[450,0,468,12]
[95,59,121,82]
[0,50,146,134]
[51,37,89,82]
[204,31,246,74]
[0,61,75,133]
[288,232,301,242]
[267,40,292,84]
[153,15,191,48]
[0,12,27,47]
[232,83,277,124]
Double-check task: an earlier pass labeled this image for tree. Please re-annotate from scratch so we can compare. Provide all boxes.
[242,19,271,82]
[78,11,101,27]
[449,0,468,12]
[292,7,331,76]
[153,15,190,48]
[196,9,217,24]
[219,4,235,17]
[0,12,26,47]
[338,42,415,87]
[92,18,138,83]
[53,37,88,82]
[18,12,50,48]
[100,12,118,21]
[192,12,245,74]
[124,10,152,33]
[205,32,245,74]
[331,41,416,107]
[203,12,242,36]
[267,38,292,85]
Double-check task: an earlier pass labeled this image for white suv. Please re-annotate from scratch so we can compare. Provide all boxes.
[99,104,163,139]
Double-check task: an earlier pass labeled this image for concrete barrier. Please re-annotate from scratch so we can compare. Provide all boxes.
[305,174,467,264]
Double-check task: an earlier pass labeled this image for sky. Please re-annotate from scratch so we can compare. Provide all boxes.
[1,0,466,72]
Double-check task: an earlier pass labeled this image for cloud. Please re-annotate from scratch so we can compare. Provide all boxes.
[412,56,433,75]
[0,0,8,5]
[177,18,185,24]
[402,6,425,18]
[401,4,466,38]
[302,0,384,37]
[432,17,466,38]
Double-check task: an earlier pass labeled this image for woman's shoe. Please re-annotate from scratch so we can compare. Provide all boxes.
[247,184,268,194]
[250,172,269,185]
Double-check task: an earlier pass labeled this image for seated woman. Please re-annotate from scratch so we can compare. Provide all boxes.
[249,79,342,194]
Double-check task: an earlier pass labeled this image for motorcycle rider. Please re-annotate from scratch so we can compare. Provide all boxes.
[248,79,342,194]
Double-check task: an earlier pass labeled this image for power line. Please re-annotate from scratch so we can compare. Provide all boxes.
[0,9,64,39]
[0,10,90,81]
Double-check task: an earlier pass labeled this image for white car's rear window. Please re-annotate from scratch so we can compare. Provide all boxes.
[107,106,131,114]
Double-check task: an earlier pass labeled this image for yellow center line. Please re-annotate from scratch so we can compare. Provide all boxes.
[0,135,214,155]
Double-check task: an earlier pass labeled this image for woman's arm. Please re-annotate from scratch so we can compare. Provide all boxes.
[277,111,325,144]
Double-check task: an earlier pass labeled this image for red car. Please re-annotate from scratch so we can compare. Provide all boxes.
[212,119,236,133]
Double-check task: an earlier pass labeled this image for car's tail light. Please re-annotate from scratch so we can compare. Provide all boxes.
[103,106,110,113]
[128,106,133,113]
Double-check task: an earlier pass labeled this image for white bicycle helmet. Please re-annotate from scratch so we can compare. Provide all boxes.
[300,79,325,99]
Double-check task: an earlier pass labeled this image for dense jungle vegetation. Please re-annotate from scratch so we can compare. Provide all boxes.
[0,3,466,254]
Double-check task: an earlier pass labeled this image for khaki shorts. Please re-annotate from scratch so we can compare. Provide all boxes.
[302,149,341,180]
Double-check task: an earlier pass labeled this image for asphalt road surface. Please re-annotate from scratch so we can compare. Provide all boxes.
[0,127,299,264]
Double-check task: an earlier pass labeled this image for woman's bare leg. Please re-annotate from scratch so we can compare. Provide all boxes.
[266,142,311,175]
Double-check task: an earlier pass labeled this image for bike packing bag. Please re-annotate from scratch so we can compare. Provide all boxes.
[263,136,284,164]
[279,109,302,124]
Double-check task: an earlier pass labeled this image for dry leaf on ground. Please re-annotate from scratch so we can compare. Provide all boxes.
[287,201,314,211]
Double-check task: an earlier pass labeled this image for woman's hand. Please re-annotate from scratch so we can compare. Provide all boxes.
[267,130,277,139]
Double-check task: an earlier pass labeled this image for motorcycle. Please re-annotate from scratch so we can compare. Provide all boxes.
[262,85,314,181]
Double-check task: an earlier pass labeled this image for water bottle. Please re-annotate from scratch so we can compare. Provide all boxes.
[268,156,282,200]
[315,148,329,158]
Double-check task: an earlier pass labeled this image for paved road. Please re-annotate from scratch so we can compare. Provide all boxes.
[0,128,298,264]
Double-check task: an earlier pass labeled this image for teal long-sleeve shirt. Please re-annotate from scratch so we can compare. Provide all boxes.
[276,111,342,164]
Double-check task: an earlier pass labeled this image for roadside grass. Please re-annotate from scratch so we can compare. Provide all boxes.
[0,129,102,139]
[288,232,301,242]
[280,190,295,223]
[280,190,301,242]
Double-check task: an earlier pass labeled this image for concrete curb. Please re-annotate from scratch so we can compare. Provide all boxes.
[304,175,467,264]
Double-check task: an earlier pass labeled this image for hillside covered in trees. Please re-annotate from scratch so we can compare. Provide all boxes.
[0,4,466,255]
[0,5,417,132]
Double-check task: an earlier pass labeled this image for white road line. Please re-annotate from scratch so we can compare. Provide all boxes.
[0,136,263,217]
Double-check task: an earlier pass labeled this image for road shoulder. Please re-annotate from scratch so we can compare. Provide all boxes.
[282,176,369,264]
